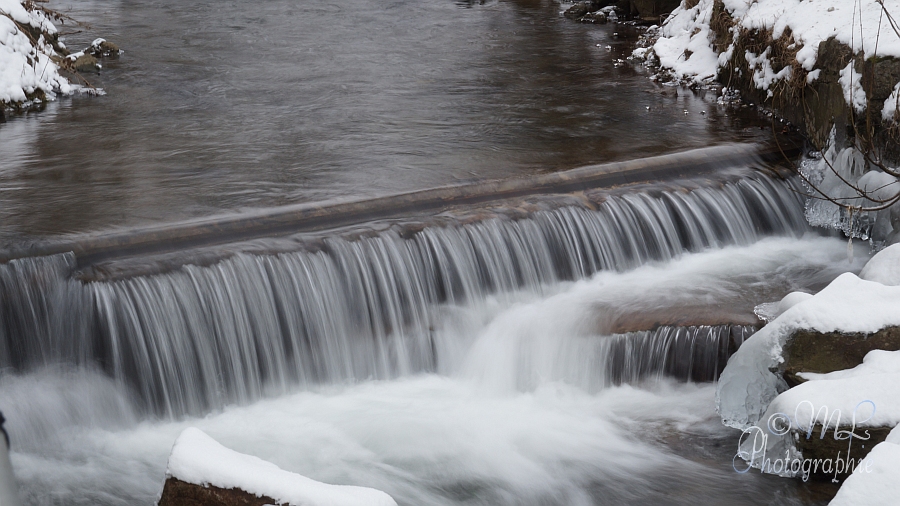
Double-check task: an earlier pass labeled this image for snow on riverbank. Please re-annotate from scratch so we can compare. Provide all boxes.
[0,0,72,107]
[647,0,900,118]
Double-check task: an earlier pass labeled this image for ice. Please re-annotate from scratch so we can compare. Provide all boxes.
[167,428,397,506]
[801,146,900,244]
[717,273,900,429]
[753,291,812,323]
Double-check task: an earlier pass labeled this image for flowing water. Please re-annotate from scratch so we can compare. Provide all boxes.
[0,0,863,505]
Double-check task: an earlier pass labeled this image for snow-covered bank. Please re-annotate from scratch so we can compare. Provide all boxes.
[0,0,72,108]
[650,0,900,98]
[639,0,900,154]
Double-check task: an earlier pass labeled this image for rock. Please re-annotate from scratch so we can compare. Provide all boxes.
[72,53,100,73]
[629,0,681,20]
[580,11,608,23]
[158,477,278,506]
[794,424,893,479]
[89,38,120,57]
[781,326,900,387]
[564,1,609,19]
[564,1,593,19]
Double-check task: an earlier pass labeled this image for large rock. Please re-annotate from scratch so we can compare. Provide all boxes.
[159,478,278,506]
[781,326,900,387]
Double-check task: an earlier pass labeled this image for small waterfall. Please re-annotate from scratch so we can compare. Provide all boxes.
[0,174,806,417]
[606,325,755,385]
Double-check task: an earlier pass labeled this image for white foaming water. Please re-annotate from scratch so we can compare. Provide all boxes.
[1,235,865,505]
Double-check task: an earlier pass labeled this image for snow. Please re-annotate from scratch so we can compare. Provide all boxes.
[651,0,721,84]
[860,243,900,285]
[648,0,900,116]
[829,425,900,506]
[839,62,867,114]
[717,272,900,429]
[166,428,398,506]
[883,82,900,122]
[0,0,71,105]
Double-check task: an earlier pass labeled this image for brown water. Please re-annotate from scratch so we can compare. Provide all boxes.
[0,0,774,244]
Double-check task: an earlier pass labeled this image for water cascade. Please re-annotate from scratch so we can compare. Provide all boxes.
[0,172,807,417]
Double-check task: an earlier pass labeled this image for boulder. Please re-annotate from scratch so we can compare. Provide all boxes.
[72,54,100,73]
[89,38,120,57]
[159,477,278,506]
[781,326,900,387]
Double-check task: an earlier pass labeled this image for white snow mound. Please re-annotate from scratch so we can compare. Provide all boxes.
[830,425,900,506]
[860,244,900,286]
[166,428,397,506]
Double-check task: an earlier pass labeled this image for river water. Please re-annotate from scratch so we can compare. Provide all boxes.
[0,1,859,505]
[0,0,774,244]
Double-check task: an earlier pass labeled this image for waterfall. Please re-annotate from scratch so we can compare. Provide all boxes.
[0,174,806,417]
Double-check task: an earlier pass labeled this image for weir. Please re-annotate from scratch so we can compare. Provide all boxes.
[0,145,807,418]
[0,143,796,268]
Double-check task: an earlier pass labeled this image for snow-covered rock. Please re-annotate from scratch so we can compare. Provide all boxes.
[860,244,900,286]
[829,425,900,505]
[161,428,397,506]
[717,273,900,429]
[753,291,812,323]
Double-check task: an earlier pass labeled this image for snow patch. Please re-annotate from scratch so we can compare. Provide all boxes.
[166,428,397,506]
[839,62,867,114]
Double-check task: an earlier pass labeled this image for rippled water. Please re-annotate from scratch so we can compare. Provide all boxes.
[0,0,775,243]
